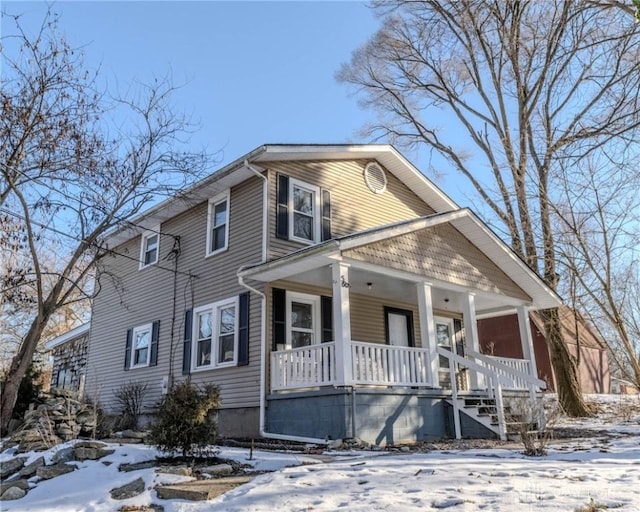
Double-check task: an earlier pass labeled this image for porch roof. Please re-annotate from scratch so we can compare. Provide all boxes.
[238,209,562,310]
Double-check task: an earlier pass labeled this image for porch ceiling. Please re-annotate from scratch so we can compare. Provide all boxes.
[273,263,525,315]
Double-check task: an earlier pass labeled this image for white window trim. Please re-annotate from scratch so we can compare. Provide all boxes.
[206,190,230,257]
[139,226,160,270]
[191,296,239,372]
[285,291,321,349]
[130,322,153,369]
[288,178,321,245]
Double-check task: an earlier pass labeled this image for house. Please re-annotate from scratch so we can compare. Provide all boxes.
[46,323,90,395]
[84,144,562,444]
[611,378,639,395]
[477,306,611,394]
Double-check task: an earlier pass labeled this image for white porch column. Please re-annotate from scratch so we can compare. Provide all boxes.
[416,282,439,386]
[462,292,484,389]
[517,305,539,383]
[332,262,352,386]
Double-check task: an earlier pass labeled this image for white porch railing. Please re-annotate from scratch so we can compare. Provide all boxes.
[481,355,532,390]
[270,342,337,391]
[270,342,542,395]
[350,340,430,386]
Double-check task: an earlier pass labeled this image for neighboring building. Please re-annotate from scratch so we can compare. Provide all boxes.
[83,144,562,444]
[611,378,639,395]
[46,323,90,394]
[477,306,611,394]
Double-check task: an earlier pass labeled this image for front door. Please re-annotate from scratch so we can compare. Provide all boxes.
[385,307,414,347]
[435,316,456,388]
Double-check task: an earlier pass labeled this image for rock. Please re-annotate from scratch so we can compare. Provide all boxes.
[120,430,148,440]
[119,460,157,472]
[36,462,77,480]
[156,465,192,476]
[156,476,252,501]
[110,477,146,500]
[50,388,77,399]
[0,486,26,501]
[18,457,45,478]
[400,446,411,452]
[432,498,465,509]
[0,479,29,496]
[0,456,27,478]
[327,439,343,450]
[200,463,233,476]
[51,447,75,463]
[73,443,115,461]
[118,505,164,512]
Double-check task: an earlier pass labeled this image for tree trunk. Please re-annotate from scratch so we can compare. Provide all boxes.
[0,316,47,434]
[540,308,590,417]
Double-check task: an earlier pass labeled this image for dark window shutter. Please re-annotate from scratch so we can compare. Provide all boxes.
[276,174,289,239]
[237,292,250,366]
[124,328,133,371]
[321,295,333,342]
[150,320,160,366]
[273,288,286,350]
[454,318,465,357]
[182,309,193,375]
[321,189,332,241]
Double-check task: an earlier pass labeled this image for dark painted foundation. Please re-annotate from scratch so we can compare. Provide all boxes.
[266,388,493,445]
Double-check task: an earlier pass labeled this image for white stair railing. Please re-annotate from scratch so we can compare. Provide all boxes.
[437,347,511,440]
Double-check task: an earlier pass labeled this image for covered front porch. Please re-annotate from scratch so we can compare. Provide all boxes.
[239,212,559,442]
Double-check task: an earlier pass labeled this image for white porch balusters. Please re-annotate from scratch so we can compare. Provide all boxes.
[416,282,439,387]
[462,292,485,389]
[332,262,352,386]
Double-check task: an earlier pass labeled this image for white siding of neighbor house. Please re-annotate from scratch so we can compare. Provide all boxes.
[85,176,265,414]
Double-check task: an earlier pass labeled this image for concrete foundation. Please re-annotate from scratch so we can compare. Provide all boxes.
[265,388,489,445]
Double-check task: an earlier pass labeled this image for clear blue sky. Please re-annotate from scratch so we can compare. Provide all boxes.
[2,1,470,204]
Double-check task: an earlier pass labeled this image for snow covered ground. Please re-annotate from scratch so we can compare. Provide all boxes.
[1,394,639,512]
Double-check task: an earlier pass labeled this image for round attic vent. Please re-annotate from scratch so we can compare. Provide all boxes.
[364,162,387,194]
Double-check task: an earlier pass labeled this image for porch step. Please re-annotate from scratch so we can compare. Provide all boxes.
[450,396,539,440]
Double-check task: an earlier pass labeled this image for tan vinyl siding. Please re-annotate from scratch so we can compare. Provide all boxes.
[86,177,265,413]
[344,224,531,301]
[268,281,424,348]
[267,159,435,259]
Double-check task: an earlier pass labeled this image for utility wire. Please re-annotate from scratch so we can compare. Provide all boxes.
[0,206,199,279]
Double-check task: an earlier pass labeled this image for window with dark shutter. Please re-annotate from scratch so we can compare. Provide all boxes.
[182,309,193,375]
[276,174,289,239]
[150,320,160,366]
[321,189,331,241]
[124,328,133,370]
[321,295,333,342]
[272,288,286,350]
[237,292,250,366]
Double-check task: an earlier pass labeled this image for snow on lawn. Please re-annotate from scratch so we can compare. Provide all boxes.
[2,394,639,512]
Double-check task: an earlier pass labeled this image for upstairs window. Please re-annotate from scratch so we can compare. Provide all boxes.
[139,228,160,269]
[131,323,152,368]
[206,191,229,256]
[276,174,331,244]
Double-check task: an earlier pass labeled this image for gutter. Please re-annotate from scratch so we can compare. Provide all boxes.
[243,160,268,262]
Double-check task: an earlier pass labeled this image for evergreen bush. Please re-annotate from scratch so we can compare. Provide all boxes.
[149,381,220,458]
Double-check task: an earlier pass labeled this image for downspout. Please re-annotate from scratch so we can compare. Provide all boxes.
[239,161,328,445]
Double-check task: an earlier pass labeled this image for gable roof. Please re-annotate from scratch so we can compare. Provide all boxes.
[239,209,562,310]
[45,323,91,350]
[104,144,457,248]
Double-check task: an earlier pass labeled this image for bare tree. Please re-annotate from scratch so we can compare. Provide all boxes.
[554,151,640,389]
[0,10,210,432]
[338,0,640,415]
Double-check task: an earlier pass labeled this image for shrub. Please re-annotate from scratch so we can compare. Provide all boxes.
[114,380,148,431]
[149,381,221,458]
[12,364,45,421]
